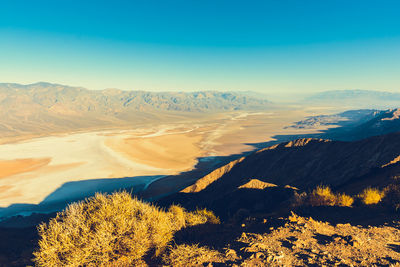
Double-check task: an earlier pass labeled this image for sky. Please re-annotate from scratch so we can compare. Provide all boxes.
[0,0,399,95]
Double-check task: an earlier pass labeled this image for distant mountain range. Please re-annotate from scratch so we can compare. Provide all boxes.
[304,89,400,109]
[0,82,271,112]
[0,82,271,137]
[2,83,400,140]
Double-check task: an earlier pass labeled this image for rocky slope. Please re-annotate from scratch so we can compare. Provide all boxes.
[164,212,400,266]
[153,130,400,266]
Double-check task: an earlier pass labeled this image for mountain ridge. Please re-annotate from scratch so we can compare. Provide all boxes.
[159,132,400,219]
[0,82,272,137]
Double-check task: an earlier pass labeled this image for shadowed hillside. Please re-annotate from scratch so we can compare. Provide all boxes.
[160,132,400,219]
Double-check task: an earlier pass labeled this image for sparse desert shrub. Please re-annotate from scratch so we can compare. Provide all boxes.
[308,185,337,206]
[305,186,354,207]
[168,205,220,228]
[336,193,354,207]
[34,192,220,266]
[358,187,385,205]
[163,244,225,266]
[34,192,175,266]
[185,208,221,226]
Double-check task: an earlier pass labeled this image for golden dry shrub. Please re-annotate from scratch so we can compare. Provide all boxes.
[163,244,225,266]
[185,208,221,226]
[33,192,175,266]
[169,205,220,228]
[336,193,354,207]
[358,187,385,205]
[308,185,337,206]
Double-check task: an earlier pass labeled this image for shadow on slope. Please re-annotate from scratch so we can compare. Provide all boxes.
[0,149,256,226]
[158,131,400,229]
[0,175,164,221]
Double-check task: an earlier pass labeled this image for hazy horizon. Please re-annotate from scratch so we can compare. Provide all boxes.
[3,81,400,103]
[2,80,400,93]
[1,0,399,93]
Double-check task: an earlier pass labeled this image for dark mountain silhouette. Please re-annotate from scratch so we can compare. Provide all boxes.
[160,132,400,218]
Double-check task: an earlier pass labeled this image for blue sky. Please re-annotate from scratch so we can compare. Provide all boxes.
[0,0,399,94]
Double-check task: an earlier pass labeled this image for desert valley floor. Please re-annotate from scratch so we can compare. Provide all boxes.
[0,108,328,215]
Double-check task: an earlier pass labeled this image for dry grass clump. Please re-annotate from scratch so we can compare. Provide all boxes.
[34,192,219,266]
[336,193,354,207]
[358,187,385,205]
[310,185,337,206]
[307,186,353,207]
[168,205,220,228]
[301,185,393,208]
[163,244,225,266]
[185,208,221,226]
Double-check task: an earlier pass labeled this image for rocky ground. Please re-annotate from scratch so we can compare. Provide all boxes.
[235,213,400,266]
[162,212,400,266]
[1,209,400,266]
